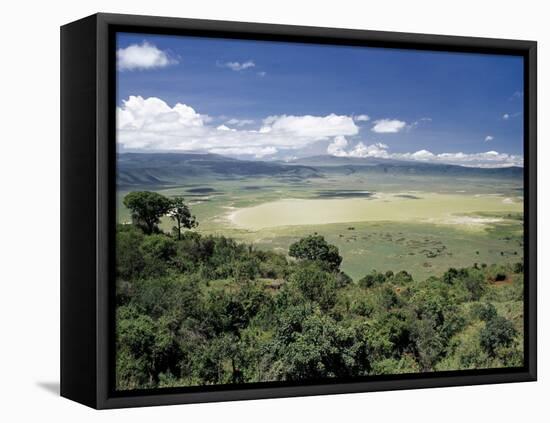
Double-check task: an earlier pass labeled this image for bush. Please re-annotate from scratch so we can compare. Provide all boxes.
[393,270,413,284]
[114,213,525,389]
[255,250,288,279]
[335,271,353,288]
[139,234,177,277]
[471,302,497,322]
[233,258,259,282]
[461,270,486,301]
[266,309,363,380]
[116,225,145,279]
[359,271,386,288]
[513,261,524,274]
[480,316,517,357]
[141,234,177,261]
[289,262,338,311]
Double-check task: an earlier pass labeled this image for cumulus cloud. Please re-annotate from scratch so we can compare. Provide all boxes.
[409,149,435,160]
[117,42,177,71]
[485,135,494,142]
[354,114,370,122]
[327,138,390,158]
[327,135,349,156]
[117,96,358,158]
[372,119,407,133]
[326,140,522,168]
[118,95,522,167]
[260,114,358,138]
[219,60,255,71]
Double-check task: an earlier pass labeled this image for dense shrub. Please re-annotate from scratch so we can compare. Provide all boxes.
[115,221,524,389]
[480,315,517,357]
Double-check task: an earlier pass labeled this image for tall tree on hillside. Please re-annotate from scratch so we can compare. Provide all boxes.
[289,234,342,271]
[123,191,172,234]
[168,196,198,240]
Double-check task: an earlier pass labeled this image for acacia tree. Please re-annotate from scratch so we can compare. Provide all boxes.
[123,191,172,234]
[168,196,198,240]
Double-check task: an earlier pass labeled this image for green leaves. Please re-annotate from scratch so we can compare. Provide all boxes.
[480,315,517,357]
[123,191,172,234]
[289,262,338,311]
[267,307,363,381]
[289,234,342,271]
[115,222,524,389]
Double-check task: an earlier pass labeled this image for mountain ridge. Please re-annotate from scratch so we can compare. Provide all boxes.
[117,152,523,188]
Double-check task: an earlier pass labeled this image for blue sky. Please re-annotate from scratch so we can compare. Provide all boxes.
[116,32,524,167]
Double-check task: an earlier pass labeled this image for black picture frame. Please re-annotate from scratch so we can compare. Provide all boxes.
[61,12,537,409]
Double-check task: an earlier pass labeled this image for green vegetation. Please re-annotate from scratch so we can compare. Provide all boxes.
[116,153,524,281]
[289,234,342,271]
[123,191,172,235]
[116,191,524,390]
[168,196,198,240]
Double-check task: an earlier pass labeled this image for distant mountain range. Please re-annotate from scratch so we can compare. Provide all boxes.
[117,152,321,187]
[289,155,524,177]
[117,152,523,188]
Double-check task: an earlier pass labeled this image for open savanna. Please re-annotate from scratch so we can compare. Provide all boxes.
[117,166,523,281]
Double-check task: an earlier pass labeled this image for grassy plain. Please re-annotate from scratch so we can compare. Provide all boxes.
[117,171,523,281]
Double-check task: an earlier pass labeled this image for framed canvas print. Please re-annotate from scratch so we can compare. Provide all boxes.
[60,13,537,409]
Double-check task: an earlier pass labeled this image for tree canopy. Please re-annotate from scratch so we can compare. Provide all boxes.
[288,234,342,271]
[123,191,172,234]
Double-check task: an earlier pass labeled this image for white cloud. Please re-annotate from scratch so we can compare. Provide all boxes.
[410,149,435,160]
[327,136,349,156]
[350,142,390,158]
[220,60,255,71]
[117,42,177,71]
[502,113,510,120]
[372,119,407,133]
[326,140,522,168]
[327,138,389,158]
[117,96,206,133]
[354,114,370,122]
[395,149,522,167]
[226,118,255,127]
[118,95,523,167]
[259,114,358,138]
[257,71,267,77]
[420,150,522,167]
[485,135,494,142]
[216,124,235,131]
[117,96,358,158]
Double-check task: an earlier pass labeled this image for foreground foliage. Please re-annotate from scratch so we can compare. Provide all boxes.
[115,192,524,390]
